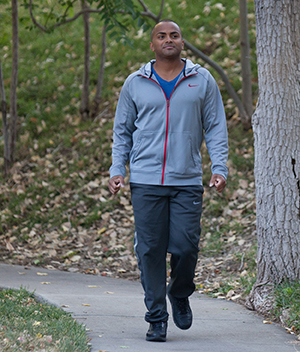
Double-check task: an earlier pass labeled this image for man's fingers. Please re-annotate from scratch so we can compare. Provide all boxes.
[108,176,125,195]
[209,174,226,193]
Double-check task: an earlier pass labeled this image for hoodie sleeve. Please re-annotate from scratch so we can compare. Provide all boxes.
[202,73,228,180]
[109,76,137,179]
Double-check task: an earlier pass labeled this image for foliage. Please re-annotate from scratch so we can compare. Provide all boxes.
[21,0,150,45]
[0,287,90,351]
[1,0,258,113]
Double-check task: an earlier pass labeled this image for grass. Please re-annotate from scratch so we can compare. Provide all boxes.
[0,287,90,352]
[272,281,300,334]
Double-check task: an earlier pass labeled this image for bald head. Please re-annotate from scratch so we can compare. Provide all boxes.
[150,20,182,41]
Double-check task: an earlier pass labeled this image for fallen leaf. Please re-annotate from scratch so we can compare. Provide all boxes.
[87,285,101,288]
[70,255,81,262]
[62,222,71,232]
[82,303,91,306]
[5,240,14,251]
[79,171,87,179]
[41,282,51,285]
[118,269,127,273]
[263,320,272,324]
[37,272,48,276]
[120,196,129,206]
[98,227,106,235]
[239,179,248,189]
[87,180,99,189]
[230,294,241,301]
[227,235,236,243]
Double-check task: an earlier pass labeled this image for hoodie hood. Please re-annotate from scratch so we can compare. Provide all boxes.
[138,58,202,78]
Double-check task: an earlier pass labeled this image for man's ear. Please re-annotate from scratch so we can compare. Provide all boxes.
[150,42,155,52]
[181,40,184,50]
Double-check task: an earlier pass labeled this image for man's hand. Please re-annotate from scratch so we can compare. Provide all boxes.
[108,175,125,195]
[209,174,226,193]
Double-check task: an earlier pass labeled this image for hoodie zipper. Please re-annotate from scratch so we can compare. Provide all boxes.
[161,99,170,184]
[142,73,198,184]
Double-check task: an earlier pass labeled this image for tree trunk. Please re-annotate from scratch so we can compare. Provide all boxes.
[9,0,19,163]
[239,0,253,120]
[0,59,10,177]
[80,0,90,121]
[246,0,300,314]
[91,24,107,118]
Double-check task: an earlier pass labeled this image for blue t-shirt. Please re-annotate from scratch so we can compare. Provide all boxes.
[152,65,185,100]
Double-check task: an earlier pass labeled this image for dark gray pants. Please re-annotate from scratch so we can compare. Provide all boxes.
[130,183,203,323]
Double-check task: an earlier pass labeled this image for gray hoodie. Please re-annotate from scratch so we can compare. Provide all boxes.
[109,59,228,186]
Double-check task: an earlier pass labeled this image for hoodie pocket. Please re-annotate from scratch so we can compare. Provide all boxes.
[130,132,163,171]
[166,132,201,175]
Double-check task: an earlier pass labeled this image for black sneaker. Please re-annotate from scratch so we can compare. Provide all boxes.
[146,321,167,342]
[168,293,192,330]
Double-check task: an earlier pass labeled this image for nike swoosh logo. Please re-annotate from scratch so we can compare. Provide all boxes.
[193,201,201,205]
[188,84,199,87]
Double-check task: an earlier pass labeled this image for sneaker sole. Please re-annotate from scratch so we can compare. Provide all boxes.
[146,335,166,342]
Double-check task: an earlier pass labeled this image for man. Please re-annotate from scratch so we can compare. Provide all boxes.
[108,19,228,342]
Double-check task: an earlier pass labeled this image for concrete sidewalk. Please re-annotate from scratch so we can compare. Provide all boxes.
[0,263,299,352]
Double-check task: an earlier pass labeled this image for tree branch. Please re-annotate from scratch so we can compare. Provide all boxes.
[62,0,77,19]
[137,0,148,12]
[29,0,48,32]
[52,8,103,29]
[184,39,250,126]
[138,2,251,128]
[158,0,165,20]
[29,0,104,32]
[137,0,159,22]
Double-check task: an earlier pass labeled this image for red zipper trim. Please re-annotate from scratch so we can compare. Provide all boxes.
[141,73,198,184]
[161,100,170,184]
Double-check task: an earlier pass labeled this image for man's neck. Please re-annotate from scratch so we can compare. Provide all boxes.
[152,58,184,82]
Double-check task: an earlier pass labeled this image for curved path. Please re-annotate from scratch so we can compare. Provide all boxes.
[0,263,298,352]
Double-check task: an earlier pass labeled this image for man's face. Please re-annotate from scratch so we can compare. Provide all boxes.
[150,22,184,59]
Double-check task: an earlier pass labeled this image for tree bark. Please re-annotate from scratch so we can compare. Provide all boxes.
[9,0,19,163]
[0,59,10,177]
[91,25,107,118]
[239,0,253,120]
[246,0,300,314]
[80,0,90,121]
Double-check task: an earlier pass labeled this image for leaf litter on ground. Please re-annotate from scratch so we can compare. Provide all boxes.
[0,109,257,304]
